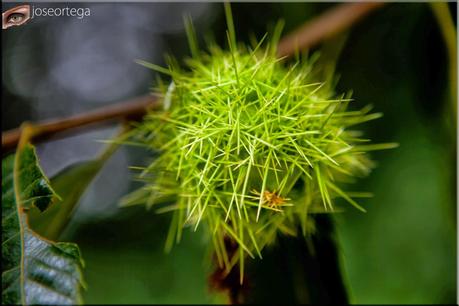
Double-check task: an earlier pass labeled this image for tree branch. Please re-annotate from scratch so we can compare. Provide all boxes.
[2,95,160,153]
[277,2,385,57]
[2,2,385,152]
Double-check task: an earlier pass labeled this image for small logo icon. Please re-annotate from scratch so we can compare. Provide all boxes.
[2,5,31,30]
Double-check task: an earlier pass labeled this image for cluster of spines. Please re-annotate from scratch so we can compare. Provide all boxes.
[124,4,396,283]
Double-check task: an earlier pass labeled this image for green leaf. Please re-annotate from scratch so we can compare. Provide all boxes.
[28,161,103,240]
[2,144,85,305]
[28,140,119,240]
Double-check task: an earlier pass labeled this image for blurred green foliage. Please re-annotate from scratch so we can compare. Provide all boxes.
[334,3,456,303]
[68,209,226,304]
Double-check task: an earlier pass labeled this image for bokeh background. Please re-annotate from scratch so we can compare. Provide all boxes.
[2,2,456,304]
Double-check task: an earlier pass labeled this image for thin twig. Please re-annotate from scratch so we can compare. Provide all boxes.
[430,2,457,123]
[2,2,385,151]
[277,2,385,58]
[2,95,160,153]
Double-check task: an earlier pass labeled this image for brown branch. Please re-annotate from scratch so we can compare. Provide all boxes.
[2,2,385,152]
[277,2,385,58]
[2,95,160,153]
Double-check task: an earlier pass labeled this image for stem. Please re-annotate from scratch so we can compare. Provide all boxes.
[430,2,457,123]
[209,235,247,304]
[2,3,385,152]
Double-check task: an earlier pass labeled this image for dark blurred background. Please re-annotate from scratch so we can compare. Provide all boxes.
[2,2,456,304]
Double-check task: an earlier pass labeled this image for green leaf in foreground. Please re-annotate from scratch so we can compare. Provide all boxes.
[2,144,85,305]
[28,140,119,240]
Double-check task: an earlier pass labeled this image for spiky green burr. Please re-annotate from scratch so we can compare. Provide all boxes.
[123,9,396,283]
